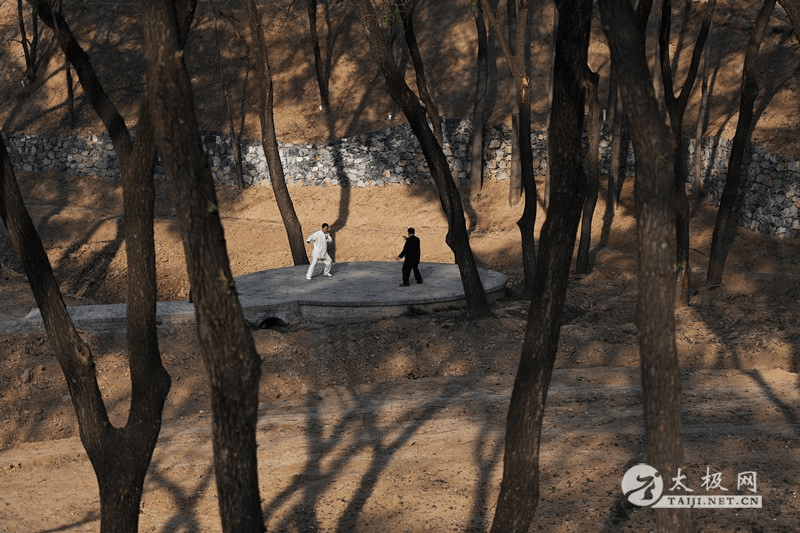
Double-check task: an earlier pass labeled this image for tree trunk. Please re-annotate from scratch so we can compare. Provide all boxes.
[673,118,692,307]
[607,86,623,216]
[355,0,490,316]
[65,61,75,127]
[515,1,537,295]
[18,0,39,83]
[490,1,590,530]
[1,138,102,529]
[599,0,694,530]
[2,129,173,532]
[658,0,716,306]
[606,62,618,124]
[707,0,775,286]
[693,35,711,207]
[576,66,601,275]
[470,0,489,193]
[243,0,309,266]
[47,1,75,126]
[504,0,522,205]
[516,77,537,295]
[211,6,245,191]
[778,0,800,42]
[509,104,522,206]
[141,1,265,531]
[481,0,538,294]
[395,0,443,144]
[305,0,330,109]
[40,0,75,126]
[600,95,627,247]
[29,0,128,144]
[24,1,194,530]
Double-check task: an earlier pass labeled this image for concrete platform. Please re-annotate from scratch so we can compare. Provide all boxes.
[19,262,507,330]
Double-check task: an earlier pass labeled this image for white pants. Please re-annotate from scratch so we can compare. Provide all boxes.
[306,254,332,277]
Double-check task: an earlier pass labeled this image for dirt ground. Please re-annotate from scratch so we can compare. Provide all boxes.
[1,173,799,532]
[1,0,800,531]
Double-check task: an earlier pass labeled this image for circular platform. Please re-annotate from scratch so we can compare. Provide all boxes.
[19,262,507,329]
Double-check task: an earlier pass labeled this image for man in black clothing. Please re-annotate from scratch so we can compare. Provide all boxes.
[398,227,423,286]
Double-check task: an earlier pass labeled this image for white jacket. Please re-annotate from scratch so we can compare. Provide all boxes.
[306,230,332,259]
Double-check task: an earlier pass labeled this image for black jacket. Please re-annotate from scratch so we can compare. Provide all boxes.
[399,235,421,264]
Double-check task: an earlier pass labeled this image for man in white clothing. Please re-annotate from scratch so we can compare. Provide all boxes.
[305,223,333,279]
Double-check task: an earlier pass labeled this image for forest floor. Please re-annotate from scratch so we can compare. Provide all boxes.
[1,175,799,532]
[1,0,800,531]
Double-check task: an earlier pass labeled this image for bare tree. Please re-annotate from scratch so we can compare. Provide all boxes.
[490,1,591,530]
[210,2,246,191]
[2,133,170,533]
[305,0,331,109]
[43,0,76,126]
[141,0,265,529]
[658,0,716,305]
[17,0,39,83]
[778,0,800,41]
[393,0,443,144]
[692,33,712,207]
[469,0,491,192]
[575,65,601,274]
[707,0,776,286]
[481,0,538,294]
[600,0,652,247]
[64,59,75,127]
[242,0,309,265]
[19,0,200,528]
[600,95,630,246]
[354,0,490,316]
[600,0,694,529]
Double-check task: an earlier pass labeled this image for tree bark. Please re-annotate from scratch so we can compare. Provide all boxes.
[394,0,443,144]
[600,95,628,247]
[18,0,39,83]
[305,0,330,110]
[658,0,716,306]
[2,137,116,531]
[3,128,173,532]
[45,1,74,126]
[490,1,590,530]
[707,0,775,286]
[355,0,490,316]
[693,35,711,207]
[65,61,75,127]
[778,0,800,42]
[517,0,540,294]
[24,1,197,530]
[502,0,522,207]
[516,75,537,295]
[509,104,522,205]
[28,0,127,145]
[481,0,537,294]
[599,0,694,530]
[243,0,309,266]
[575,66,600,274]
[141,1,265,530]
[470,0,490,193]
[211,5,245,191]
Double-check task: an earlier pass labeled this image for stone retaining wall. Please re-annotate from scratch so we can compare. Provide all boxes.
[4,117,799,238]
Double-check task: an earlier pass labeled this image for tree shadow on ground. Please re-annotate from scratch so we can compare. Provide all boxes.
[260,376,504,531]
[40,511,100,533]
[147,456,215,533]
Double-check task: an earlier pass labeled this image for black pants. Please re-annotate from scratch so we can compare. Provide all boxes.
[402,262,423,285]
